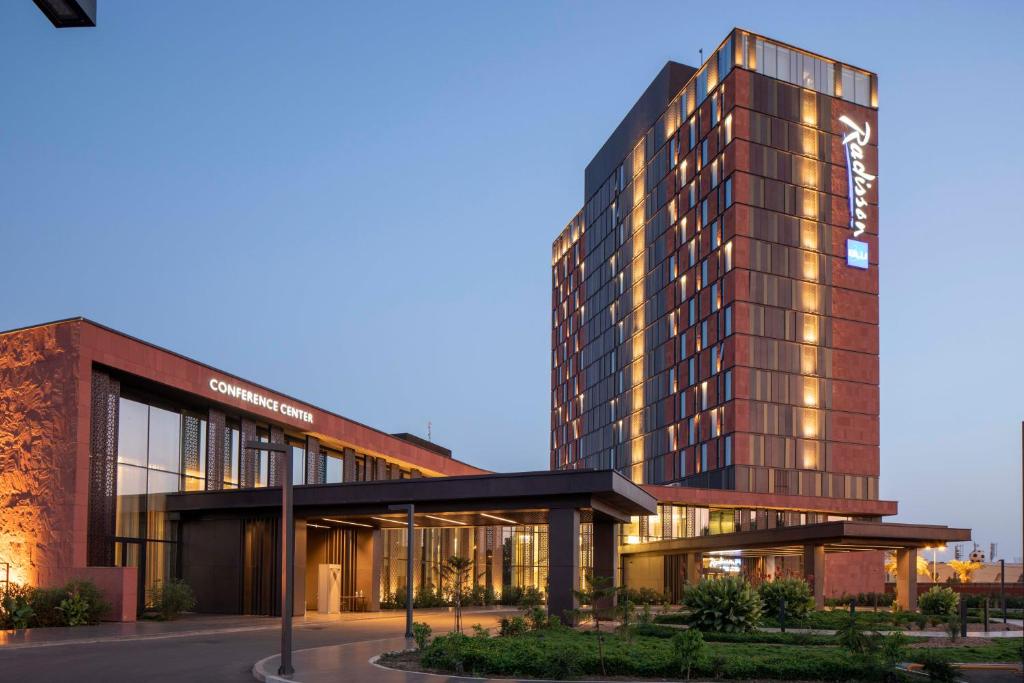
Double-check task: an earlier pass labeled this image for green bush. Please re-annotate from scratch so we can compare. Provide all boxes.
[672,629,705,680]
[412,621,432,650]
[499,615,528,637]
[919,586,959,616]
[835,610,874,654]
[57,592,91,626]
[759,577,813,621]
[148,578,196,620]
[919,654,959,682]
[684,576,761,633]
[0,584,35,629]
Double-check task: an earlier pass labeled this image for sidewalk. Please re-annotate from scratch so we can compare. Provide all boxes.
[0,607,505,651]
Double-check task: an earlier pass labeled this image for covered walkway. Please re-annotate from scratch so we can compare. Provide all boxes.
[620,520,971,610]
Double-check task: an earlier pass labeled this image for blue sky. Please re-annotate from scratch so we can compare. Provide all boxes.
[2,1,1021,560]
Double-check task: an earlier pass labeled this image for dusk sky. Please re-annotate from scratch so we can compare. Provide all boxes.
[2,1,1021,560]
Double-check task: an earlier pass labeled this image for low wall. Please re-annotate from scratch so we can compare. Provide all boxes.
[885,581,1024,598]
[38,566,137,622]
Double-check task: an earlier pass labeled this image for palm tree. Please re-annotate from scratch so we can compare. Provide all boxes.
[884,552,929,580]
[948,560,982,584]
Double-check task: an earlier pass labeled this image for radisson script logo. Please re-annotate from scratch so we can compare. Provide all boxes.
[208,378,314,424]
[838,115,874,238]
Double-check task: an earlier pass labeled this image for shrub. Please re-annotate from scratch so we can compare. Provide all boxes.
[57,592,91,626]
[920,654,959,682]
[683,576,761,633]
[412,621,432,650]
[919,586,959,616]
[498,615,527,637]
[0,584,35,629]
[835,610,875,654]
[877,631,909,680]
[672,629,705,680]
[944,613,961,641]
[63,579,110,624]
[758,577,813,621]
[149,578,196,620]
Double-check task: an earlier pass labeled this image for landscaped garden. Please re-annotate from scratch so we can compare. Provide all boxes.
[378,569,1024,681]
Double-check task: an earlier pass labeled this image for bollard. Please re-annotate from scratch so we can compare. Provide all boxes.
[959,597,968,638]
[983,598,989,633]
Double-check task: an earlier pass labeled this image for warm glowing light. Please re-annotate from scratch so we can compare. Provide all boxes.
[371,516,407,526]
[803,378,818,407]
[802,316,818,344]
[800,222,818,250]
[481,513,518,525]
[323,518,372,528]
[803,252,818,281]
[423,514,466,526]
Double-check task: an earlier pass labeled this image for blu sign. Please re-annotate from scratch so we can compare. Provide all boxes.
[847,239,869,269]
[839,114,875,269]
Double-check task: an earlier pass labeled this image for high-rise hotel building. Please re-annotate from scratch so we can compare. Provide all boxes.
[552,29,880,504]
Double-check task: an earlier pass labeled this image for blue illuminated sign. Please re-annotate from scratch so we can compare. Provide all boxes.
[847,240,869,269]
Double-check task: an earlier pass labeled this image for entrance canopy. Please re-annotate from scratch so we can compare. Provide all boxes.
[619,520,971,558]
[167,469,658,526]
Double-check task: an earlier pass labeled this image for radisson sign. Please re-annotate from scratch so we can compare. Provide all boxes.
[838,115,874,269]
[208,378,314,424]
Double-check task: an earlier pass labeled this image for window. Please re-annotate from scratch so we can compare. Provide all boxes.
[700,320,708,348]
[724,369,733,400]
[688,239,697,267]
[724,177,733,208]
[711,283,720,311]
[688,298,696,325]
[688,357,696,386]
[689,119,697,149]
[701,260,708,288]
[688,181,696,208]
[724,305,733,336]
[710,96,719,126]
[700,444,708,472]
[701,198,708,226]
[688,417,696,445]
[724,435,733,466]
[700,139,709,168]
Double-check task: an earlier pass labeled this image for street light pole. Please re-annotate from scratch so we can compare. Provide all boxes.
[388,504,415,638]
[247,439,294,676]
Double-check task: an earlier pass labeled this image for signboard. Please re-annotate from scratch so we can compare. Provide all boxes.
[838,114,874,269]
[208,377,314,424]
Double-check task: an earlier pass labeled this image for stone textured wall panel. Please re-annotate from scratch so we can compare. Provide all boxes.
[0,324,80,586]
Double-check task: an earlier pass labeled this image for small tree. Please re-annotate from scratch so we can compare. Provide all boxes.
[878,631,909,681]
[919,586,959,616]
[571,573,615,675]
[440,556,473,633]
[672,629,706,680]
[412,621,432,650]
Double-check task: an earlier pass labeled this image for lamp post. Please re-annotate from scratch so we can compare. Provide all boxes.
[31,0,97,27]
[388,504,415,638]
[930,545,946,583]
[247,439,294,676]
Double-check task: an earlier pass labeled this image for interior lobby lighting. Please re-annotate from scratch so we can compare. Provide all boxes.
[423,514,466,526]
[323,518,371,528]
[371,516,407,526]
[306,523,329,529]
[480,513,518,525]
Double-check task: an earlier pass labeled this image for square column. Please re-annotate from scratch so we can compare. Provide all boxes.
[686,552,702,586]
[895,548,918,611]
[547,508,580,622]
[592,517,617,614]
[355,528,382,611]
[803,544,826,610]
[489,526,504,599]
[474,527,487,588]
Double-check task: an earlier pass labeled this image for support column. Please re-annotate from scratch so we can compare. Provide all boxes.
[895,547,918,611]
[489,526,504,599]
[474,527,487,588]
[686,552,702,586]
[343,448,357,483]
[547,508,580,622]
[293,519,306,617]
[764,555,776,581]
[803,544,826,610]
[355,528,382,611]
[592,517,617,614]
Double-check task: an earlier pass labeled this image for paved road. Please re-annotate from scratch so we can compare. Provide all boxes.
[0,609,513,683]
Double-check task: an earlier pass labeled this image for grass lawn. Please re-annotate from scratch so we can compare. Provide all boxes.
[380,627,1023,681]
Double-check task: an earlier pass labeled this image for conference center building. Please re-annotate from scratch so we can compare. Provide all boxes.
[1,30,968,623]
